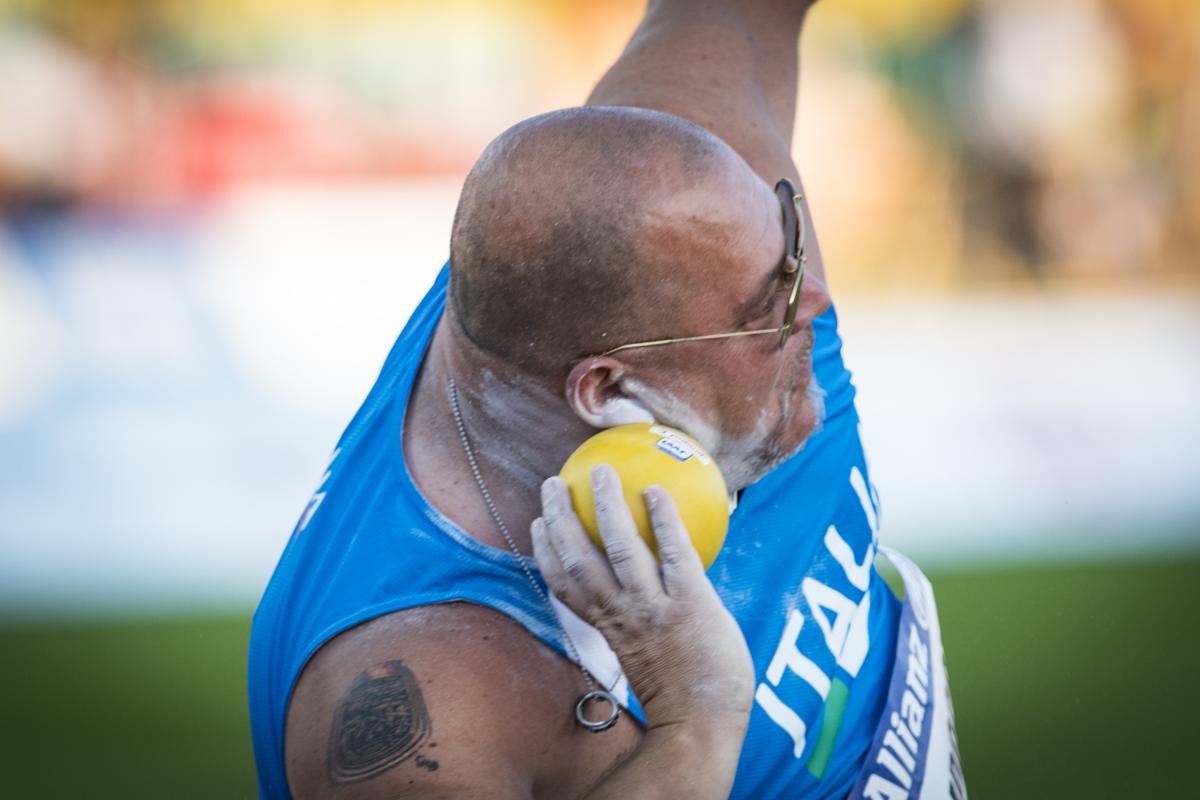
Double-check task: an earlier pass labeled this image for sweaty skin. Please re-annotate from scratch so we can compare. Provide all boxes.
[284,2,829,798]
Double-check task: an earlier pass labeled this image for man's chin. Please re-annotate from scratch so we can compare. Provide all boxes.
[802,374,827,440]
[720,376,827,491]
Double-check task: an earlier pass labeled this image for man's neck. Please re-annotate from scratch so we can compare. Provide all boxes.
[404,318,595,554]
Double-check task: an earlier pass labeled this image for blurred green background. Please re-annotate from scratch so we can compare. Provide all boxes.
[4,556,1197,798]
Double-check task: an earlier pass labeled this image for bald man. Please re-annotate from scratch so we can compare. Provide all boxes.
[248,2,966,799]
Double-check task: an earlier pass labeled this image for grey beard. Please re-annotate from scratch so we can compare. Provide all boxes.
[719,375,827,490]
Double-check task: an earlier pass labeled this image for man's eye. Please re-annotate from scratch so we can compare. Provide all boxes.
[758,294,779,318]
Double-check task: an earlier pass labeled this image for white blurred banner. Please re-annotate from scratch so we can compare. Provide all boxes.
[1,182,1197,614]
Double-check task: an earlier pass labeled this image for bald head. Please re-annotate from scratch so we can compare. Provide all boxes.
[448,106,755,378]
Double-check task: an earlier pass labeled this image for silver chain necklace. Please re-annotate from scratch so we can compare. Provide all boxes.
[447,380,621,732]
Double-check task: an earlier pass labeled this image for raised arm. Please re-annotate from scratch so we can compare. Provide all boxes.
[588,0,827,283]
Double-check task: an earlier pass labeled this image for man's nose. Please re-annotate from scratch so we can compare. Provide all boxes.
[796,270,832,326]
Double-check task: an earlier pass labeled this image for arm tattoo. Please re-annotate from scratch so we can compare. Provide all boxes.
[327,659,434,784]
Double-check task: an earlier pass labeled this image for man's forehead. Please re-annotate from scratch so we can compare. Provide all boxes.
[673,176,784,309]
[646,171,777,261]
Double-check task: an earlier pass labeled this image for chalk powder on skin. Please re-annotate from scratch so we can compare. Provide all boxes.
[466,352,825,497]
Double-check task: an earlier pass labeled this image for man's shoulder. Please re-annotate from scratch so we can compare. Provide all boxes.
[284,602,641,799]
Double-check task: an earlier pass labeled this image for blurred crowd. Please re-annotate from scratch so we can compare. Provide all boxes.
[0,0,1197,287]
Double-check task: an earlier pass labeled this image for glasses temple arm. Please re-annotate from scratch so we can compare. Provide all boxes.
[599,327,784,357]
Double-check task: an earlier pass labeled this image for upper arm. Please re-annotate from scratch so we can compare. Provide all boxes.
[586,2,829,285]
[587,3,810,186]
[284,603,641,800]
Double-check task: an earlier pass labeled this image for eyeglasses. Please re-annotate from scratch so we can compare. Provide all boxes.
[599,178,807,357]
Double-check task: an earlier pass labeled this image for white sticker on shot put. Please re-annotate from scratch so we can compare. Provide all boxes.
[649,425,711,465]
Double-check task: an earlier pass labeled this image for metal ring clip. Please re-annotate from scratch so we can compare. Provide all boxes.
[575,690,621,732]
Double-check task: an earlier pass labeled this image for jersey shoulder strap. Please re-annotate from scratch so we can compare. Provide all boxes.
[848,547,968,800]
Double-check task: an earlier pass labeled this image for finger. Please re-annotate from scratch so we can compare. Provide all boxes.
[591,465,661,592]
[531,517,588,612]
[540,476,620,600]
[643,484,706,596]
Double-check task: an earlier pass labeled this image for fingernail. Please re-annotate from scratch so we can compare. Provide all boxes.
[591,465,607,491]
[541,479,556,508]
[643,486,658,509]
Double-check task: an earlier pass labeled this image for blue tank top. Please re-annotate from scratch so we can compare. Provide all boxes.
[248,265,901,799]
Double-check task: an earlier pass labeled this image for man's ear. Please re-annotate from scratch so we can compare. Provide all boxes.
[565,357,655,428]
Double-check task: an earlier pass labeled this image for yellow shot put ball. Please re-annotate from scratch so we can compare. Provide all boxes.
[558,423,730,570]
